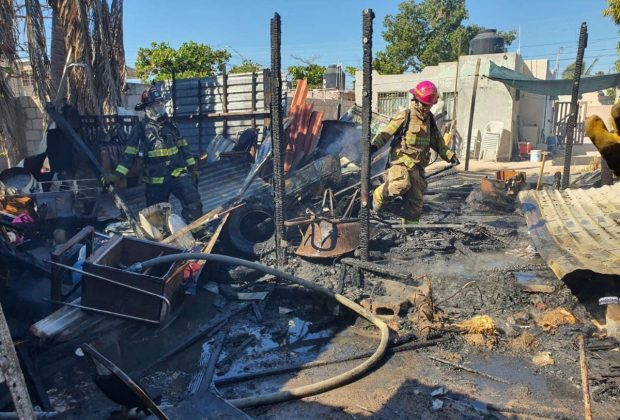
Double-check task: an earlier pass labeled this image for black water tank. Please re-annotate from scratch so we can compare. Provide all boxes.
[469,29,505,55]
[324,64,345,90]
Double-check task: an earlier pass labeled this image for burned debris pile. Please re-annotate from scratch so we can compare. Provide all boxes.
[1,88,619,418]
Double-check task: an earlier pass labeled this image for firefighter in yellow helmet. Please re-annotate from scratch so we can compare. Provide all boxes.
[370,81,459,223]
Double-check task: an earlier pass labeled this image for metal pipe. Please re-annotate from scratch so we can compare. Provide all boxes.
[561,22,588,189]
[197,79,203,156]
[270,13,287,267]
[221,63,229,136]
[359,8,374,261]
[464,58,481,171]
[45,299,161,325]
[171,68,177,120]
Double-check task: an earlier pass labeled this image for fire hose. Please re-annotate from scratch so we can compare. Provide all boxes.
[128,253,389,409]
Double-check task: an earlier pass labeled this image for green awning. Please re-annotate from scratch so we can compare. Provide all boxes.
[486,61,620,96]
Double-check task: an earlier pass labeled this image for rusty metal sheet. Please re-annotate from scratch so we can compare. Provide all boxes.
[295,219,361,258]
[520,184,620,279]
[115,157,272,218]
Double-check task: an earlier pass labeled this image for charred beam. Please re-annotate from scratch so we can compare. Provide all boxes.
[561,22,588,189]
[270,13,287,266]
[359,8,374,261]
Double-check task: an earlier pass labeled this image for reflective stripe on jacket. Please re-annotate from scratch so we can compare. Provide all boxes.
[371,102,454,169]
[115,119,196,184]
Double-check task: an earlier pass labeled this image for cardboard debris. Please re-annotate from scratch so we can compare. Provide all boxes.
[536,307,577,332]
[532,351,555,367]
[454,315,497,335]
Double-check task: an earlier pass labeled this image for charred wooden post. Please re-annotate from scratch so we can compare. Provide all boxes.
[577,335,593,420]
[0,302,35,418]
[561,22,587,189]
[360,8,374,262]
[271,13,287,266]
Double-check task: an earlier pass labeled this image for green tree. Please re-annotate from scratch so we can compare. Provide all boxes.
[230,59,263,74]
[561,61,597,80]
[344,66,359,78]
[287,64,326,88]
[135,41,231,82]
[374,0,515,74]
[604,0,620,72]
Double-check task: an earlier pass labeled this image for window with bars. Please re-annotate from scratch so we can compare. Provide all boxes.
[21,71,33,87]
[377,91,409,116]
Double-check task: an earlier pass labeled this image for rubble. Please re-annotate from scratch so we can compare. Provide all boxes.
[0,10,618,419]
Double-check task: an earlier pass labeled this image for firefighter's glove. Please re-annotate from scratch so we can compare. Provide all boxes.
[450,155,461,166]
[101,172,121,187]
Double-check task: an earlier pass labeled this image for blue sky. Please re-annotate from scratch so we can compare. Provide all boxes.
[123,0,619,76]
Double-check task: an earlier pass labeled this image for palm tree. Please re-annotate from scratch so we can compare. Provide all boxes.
[561,58,599,80]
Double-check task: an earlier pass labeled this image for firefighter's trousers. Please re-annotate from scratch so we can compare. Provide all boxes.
[145,174,203,224]
[372,164,427,221]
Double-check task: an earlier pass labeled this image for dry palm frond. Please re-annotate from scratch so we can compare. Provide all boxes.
[24,0,52,106]
[110,0,126,89]
[91,0,121,113]
[0,0,26,167]
[0,0,19,62]
[51,0,99,114]
[49,0,125,116]
[0,75,26,167]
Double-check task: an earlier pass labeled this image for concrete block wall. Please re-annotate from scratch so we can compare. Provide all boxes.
[17,96,45,156]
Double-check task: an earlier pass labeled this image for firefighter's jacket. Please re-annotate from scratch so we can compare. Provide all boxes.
[115,118,196,184]
[371,102,454,169]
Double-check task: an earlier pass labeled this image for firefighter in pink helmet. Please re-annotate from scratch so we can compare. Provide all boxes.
[370,80,459,223]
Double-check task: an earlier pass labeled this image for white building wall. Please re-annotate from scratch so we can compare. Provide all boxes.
[357,53,523,161]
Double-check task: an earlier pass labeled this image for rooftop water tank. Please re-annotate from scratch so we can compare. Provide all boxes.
[324,65,345,90]
[469,29,505,55]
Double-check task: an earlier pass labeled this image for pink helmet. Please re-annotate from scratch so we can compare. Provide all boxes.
[409,81,438,105]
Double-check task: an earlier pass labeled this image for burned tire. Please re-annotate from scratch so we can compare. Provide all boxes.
[226,198,275,257]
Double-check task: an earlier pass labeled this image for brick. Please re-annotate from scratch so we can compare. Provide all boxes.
[360,296,409,316]
[25,107,40,119]
[26,130,41,142]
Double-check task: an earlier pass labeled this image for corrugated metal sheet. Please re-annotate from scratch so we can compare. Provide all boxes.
[157,71,271,155]
[117,157,272,217]
[520,184,620,280]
